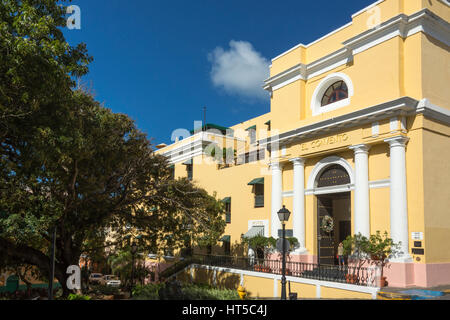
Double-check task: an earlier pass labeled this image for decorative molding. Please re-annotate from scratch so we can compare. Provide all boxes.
[160,131,245,165]
[416,98,450,125]
[390,117,399,132]
[384,135,410,148]
[283,179,390,197]
[372,122,380,137]
[265,9,450,93]
[259,97,421,148]
[349,144,370,155]
[264,49,353,92]
[343,9,450,55]
[369,179,391,189]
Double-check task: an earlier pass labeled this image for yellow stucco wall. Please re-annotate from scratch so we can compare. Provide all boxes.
[320,286,373,300]
[423,119,450,263]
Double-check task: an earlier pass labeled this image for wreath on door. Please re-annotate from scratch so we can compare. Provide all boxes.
[321,215,334,233]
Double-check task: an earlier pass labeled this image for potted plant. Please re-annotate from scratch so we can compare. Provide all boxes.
[365,231,403,287]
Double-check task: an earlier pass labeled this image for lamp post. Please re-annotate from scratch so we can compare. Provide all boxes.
[277,205,291,301]
[48,226,57,300]
[130,242,137,298]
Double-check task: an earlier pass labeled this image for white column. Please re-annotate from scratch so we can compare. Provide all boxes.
[290,158,307,253]
[271,162,283,239]
[385,136,412,262]
[349,144,371,237]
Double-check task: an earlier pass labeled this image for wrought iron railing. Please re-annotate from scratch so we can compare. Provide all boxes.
[192,254,377,287]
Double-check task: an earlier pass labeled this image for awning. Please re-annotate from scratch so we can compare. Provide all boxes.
[246,125,257,131]
[264,120,271,126]
[248,178,264,185]
[183,159,193,165]
[243,226,264,239]
[221,197,231,204]
[220,235,231,242]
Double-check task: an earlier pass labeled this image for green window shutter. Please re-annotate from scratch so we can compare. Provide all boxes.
[248,178,264,185]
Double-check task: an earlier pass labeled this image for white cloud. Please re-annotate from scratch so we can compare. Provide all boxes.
[208,40,270,101]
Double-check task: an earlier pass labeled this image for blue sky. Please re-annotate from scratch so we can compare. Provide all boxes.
[63,0,375,145]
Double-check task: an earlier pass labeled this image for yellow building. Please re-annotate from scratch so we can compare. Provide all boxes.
[157,0,450,293]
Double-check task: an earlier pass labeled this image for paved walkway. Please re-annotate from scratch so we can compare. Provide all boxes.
[378,285,450,300]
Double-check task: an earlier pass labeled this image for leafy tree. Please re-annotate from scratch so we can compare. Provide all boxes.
[0,1,225,298]
[342,233,369,280]
[0,90,226,296]
[365,231,402,279]
[0,0,91,133]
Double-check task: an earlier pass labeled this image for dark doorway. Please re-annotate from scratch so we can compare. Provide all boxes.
[317,192,351,266]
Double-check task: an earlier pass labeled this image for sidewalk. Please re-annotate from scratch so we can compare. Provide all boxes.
[377,285,450,300]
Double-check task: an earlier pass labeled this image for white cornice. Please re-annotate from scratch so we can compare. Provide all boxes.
[259,96,450,148]
[158,131,247,164]
[264,48,352,91]
[265,9,450,93]
[416,99,450,124]
[343,9,450,55]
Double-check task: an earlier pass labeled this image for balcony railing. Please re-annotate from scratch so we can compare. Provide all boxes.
[192,254,378,287]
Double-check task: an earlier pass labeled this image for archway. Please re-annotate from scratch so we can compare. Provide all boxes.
[316,164,352,266]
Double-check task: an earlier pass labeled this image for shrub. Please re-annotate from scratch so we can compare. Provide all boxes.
[68,294,92,300]
[132,284,163,300]
[181,284,240,300]
[92,285,120,296]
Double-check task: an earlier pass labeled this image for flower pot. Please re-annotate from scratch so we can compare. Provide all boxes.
[378,276,387,288]
[346,274,357,284]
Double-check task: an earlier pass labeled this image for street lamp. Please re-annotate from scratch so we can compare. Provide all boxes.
[277,205,291,301]
[130,242,137,298]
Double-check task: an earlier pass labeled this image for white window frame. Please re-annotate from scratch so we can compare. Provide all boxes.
[310,72,354,116]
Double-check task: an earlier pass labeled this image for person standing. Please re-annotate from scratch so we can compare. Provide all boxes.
[337,242,345,267]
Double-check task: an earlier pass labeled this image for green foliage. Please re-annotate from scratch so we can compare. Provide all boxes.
[366,231,403,261]
[210,147,236,164]
[0,0,92,130]
[132,283,163,300]
[92,285,120,296]
[242,235,299,253]
[343,231,402,277]
[67,294,92,301]
[180,284,239,300]
[156,282,239,300]
[242,235,275,251]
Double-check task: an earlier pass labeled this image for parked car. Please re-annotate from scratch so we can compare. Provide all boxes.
[100,275,121,287]
[88,273,103,285]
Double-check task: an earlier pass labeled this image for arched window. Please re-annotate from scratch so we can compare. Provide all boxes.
[317,164,350,188]
[310,73,354,116]
[321,81,348,107]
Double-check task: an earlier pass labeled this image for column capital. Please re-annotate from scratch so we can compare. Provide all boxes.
[289,157,306,166]
[384,135,410,147]
[349,144,370,154]
[270,162,283,171]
